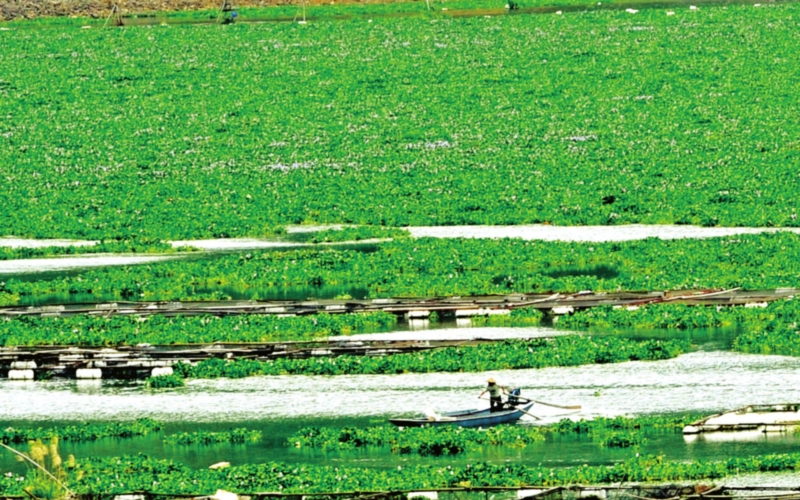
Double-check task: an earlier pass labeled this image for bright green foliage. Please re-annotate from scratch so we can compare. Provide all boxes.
[145,374,186,388]
[288,415,697,455]
[164,429,262,445]
[559,301,798,330]
[553,415,695,434]
[0,239,194,261]
[2,5,800,238]
[289,424,545,456]
[471,308,545,326]
[5,233,800,305]
[5,452,800,494]
[0,312,397,347]
[0,419,162,444]
[556,299,800,357]
[0,472,24,493]
[175,336,688,378]
[733,326,800,356]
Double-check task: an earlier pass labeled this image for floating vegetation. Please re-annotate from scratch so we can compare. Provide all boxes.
[0,312,398,347]
[5,233,800,305]
[145,374,185,389]
[172,337,688,378]
[1,5,799,239]
[471,307,545,326]
[558,298,800,358]
[288,415,699,455]
[3,452,800,495]
[289,425,545,456]
[164,429,262,446]
[0,419,162,444]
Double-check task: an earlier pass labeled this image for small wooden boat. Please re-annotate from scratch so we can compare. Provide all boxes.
[683,404,800,434]
[389,402,535,428]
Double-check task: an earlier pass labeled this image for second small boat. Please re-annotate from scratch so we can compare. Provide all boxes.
[683,404,800,434]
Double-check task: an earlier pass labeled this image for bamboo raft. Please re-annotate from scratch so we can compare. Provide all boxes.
[0,288,795,319]
[0,337,529,380]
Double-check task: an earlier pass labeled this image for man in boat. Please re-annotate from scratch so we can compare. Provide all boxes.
[479,377,508,412]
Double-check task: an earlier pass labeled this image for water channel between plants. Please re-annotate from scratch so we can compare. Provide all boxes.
[2,322,800,477]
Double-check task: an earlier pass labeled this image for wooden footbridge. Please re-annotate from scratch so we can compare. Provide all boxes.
[0,288,796,320]
[0,337,513,381]
[1,288,796,380]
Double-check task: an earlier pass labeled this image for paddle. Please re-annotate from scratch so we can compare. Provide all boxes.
[531,399,582,410]
[501,395,581,411]
[479,397,541,420]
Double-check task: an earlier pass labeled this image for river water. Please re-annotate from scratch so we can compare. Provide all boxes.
[1,319,799,482]
[2,350,797,422]
[2,349,800,477]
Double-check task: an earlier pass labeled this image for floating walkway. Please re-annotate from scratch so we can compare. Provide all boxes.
[0,337,520,380]
[0,288,796,319]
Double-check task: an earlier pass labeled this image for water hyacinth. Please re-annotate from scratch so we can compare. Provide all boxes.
[0,419,163,444]
[7,233,800,307]
[0,312,397,347]
[173,336,688,379]
[1,4,800,240]
[5,452,800,495]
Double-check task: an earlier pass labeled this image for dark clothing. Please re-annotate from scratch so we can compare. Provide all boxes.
[490,396,504,413]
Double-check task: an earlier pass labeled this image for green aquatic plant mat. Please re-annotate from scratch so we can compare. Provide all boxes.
[0,312,397,347]
[164,429,262,445]
[0,419,162,444]
[174,336,689,378]
[1,4,800,239]
[6,452,800,495]
[4,233,800,306]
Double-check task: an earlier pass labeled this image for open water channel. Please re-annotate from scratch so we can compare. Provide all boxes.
[2,322,800,479]
[3,224,800,278]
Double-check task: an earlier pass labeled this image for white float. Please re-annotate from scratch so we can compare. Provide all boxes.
[409,493,438,500]
[11,361,37,370]
[151,367,174,377]
[406,310,430,319]
[76,368,103,379]
[8,369,34,380]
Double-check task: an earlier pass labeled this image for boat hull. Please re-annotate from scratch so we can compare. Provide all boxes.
[683,404,800,434]
[389,402,535,428]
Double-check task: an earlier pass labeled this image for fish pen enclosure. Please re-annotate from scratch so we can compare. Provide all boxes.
[4,486,800,500]
[0,337,519,380]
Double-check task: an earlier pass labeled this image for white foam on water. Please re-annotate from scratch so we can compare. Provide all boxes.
[406,225,800,242]
[0,254,178,274]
